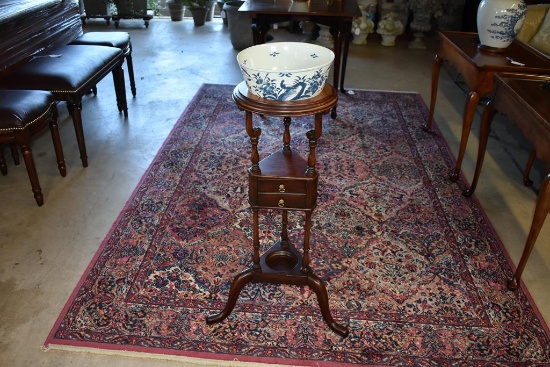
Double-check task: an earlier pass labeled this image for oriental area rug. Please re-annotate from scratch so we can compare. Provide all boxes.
[45,84,550,366]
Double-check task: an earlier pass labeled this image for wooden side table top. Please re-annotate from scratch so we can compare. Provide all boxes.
[426,31,550,183]
[491,74,550,165]
[440,31,550,74]
[232,82,338,117]
[433,31,550,105]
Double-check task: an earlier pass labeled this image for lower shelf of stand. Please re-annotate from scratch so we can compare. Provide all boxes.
[206,238,350,337]
[260,240,305,277]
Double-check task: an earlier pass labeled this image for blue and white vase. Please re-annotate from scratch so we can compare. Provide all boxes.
[477,0,527,50]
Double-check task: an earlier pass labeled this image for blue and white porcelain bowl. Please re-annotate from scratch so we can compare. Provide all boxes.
[237,42,335,101]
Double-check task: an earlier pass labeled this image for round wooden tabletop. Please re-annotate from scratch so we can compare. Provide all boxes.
[232,82,338,117]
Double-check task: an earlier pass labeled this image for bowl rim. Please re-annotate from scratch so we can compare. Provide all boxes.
[236,42,335,73]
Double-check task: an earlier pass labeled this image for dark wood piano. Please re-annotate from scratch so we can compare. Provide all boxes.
[0,0,84,79]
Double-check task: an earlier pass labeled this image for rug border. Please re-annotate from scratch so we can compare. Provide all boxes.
[348,89,550,337]
[43,83,216,350]
[44,339,370,367]
[43,84,550,364]
[412,93,550,338]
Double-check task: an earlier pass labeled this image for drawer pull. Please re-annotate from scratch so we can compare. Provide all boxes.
[279,184,286,193]
[278,199,285,207]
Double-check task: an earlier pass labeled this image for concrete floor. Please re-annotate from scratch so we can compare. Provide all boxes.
[0,16,549,366]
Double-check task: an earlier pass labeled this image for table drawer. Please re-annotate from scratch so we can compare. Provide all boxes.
[256,193,307,208]
[256,178,307,194]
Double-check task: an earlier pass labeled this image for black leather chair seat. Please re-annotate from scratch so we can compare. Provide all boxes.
[0,90,55,130]
[0,44,127,168]
[0,90,65,206]
[71,32,130,49]
[0,45,123,96]
[69,32,137,97]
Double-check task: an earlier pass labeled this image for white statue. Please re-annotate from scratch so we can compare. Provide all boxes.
[352,0,377,45]
[376,12,404,46]
[378,0,408,27]
[352,16,375,44]
[407,0,443,48]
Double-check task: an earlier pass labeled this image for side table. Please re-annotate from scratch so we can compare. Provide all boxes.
[425,31,550,182]
[206,82,349,338]
[462,73,550,291]
[238,0,361,119]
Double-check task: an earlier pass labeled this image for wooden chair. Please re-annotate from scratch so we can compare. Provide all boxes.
[0,90,65,206]
[0,44,127,167]
[70,32,137,97]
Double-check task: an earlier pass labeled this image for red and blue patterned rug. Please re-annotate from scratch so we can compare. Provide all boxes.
[45,84,550,366]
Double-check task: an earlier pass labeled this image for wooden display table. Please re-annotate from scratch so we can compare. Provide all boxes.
[206,82,349,338]
[462,73,550,291]
[238,0,361,119]
[238,0,361,95]
[425,31,550,182]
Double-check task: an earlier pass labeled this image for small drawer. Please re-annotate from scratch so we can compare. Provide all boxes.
[256,178,307,194]
[256,193,307,209]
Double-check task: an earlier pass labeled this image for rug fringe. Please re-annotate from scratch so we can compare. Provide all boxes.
[42,343,308,367]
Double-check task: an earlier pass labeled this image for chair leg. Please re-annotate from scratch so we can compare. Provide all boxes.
[16,133,44,206]
[112,69,123,113]
[126,52,137,97]
[0,145,7,175]
[66,100,89,167]
[112,65,128,118]
[49,106,66,177]
[10,142,20,165]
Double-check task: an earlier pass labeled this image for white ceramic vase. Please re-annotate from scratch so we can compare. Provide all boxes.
[476,0,527,50]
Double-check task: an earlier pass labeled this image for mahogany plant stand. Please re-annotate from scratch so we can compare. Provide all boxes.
[206,82,349,338]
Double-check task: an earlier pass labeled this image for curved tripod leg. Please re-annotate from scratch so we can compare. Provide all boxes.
[307,273,349,338]
[206,269,254,324]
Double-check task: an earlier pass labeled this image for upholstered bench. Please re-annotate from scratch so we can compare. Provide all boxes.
[0,90,65,206]
[0,44,127,168]
[70,32,137,97]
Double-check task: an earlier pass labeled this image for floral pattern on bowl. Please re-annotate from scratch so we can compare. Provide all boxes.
[237,42,334,101]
